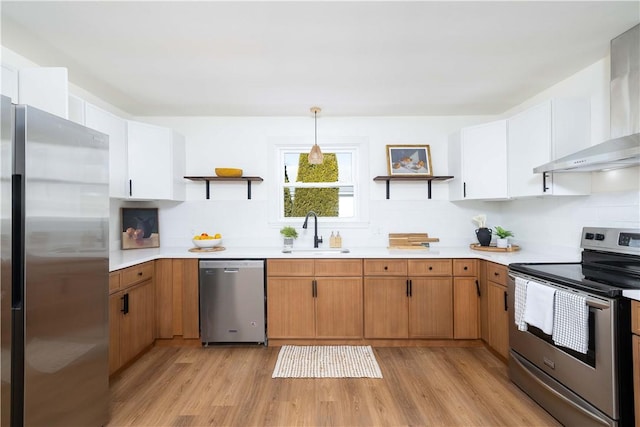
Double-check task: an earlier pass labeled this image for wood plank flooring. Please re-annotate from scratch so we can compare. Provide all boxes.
[108,345,560,427]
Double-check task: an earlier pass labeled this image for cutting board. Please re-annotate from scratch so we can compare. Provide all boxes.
[388,233,439,249]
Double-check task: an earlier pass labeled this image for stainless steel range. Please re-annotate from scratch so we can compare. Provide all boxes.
[508,227,639,427]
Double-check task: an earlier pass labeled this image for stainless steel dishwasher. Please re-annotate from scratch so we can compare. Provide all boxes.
[199,259,266,345]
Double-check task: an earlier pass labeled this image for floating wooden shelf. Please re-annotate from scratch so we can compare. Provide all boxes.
[373,176,454,199]
[184,176,263,200]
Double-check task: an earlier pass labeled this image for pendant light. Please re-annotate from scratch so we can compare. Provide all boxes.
[308,106,323,164]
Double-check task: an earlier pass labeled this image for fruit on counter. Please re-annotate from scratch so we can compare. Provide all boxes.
[193,232,222,240]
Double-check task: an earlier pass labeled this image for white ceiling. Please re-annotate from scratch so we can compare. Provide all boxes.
[1,1,639,117]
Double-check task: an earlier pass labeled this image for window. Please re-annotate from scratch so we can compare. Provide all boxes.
[278,146,359,221]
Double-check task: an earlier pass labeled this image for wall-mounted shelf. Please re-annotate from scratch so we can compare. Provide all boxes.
[373,176,454,199]
[184,176,263,200]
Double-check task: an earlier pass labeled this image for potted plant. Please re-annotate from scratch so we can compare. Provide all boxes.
[280,226,298,250]
[494,226,514,248]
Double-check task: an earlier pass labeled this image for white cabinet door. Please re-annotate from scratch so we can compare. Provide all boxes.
[85,104,128,198]
[68,95,85,125]
[461,120,508,200]
[449,120,508,201]
[18,67,69,118]
[126,121,185,201]
[508,99,591,197]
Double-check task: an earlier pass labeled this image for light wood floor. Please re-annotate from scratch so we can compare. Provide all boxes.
[108,345,560,427]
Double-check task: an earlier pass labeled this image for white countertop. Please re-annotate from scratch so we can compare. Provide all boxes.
[110,244,582,272]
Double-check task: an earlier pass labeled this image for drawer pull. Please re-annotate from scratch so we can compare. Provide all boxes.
[463,266,468,271]
[384,266,388,271]
[428,266,433,271]
[494,272,500,276]
[137,272,143,276]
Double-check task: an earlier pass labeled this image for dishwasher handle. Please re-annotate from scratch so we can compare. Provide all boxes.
[223,268,239,273]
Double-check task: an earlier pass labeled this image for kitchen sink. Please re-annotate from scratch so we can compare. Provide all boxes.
[282,248,350,255]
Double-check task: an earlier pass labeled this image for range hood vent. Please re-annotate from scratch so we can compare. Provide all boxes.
[534,24,640,173]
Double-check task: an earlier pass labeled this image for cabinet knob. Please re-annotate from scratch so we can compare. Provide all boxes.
[494,272,500,276]
[384,266,388,270]
[463,266,468,270]
[138,272,143,276]
[428,266,433,271]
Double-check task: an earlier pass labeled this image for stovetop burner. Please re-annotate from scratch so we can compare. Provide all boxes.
[509,227,640,298]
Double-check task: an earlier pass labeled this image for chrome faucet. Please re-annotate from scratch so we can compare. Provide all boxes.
[302,211,323,248]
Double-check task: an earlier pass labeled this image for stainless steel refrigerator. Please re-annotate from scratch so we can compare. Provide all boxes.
[1,95,109,426]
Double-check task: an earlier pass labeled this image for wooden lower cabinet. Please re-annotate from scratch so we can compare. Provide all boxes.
[266,259,363,339]
[155,258,199,339]
[487,280,509,359]
[109,263,155,375]
[409,277,453,338]
[453,277,480,339]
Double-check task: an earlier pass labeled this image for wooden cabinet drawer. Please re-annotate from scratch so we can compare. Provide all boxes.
[632,301,640,336]
[109,271,121,294]
[486,262,508,286]
[267,259,314,276]
[408,259,452,276]
[315,259,363,276]
[363,259,407,276]
[121,261,154,288]
[453,259,478,276]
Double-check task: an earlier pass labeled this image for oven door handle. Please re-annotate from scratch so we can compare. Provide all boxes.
[510,353,612,426]
[507,274,610,310]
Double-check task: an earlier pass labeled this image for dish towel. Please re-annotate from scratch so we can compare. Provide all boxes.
[523,280,556,335]
[552,290,589,354]
[514,277,528,331]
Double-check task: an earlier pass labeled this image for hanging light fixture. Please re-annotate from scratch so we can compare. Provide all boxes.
[308,106,323,164]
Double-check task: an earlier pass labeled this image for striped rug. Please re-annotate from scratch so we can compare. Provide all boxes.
[272,345,383,378]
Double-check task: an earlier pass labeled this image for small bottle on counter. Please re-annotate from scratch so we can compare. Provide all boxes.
[330,231,336,248]
[335,231,342,248]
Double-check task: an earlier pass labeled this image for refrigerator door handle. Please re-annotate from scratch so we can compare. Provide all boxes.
[11,174,23,308]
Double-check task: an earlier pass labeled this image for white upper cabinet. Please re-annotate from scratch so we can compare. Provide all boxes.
[85,103,128,198]
[126,120,185,201]
[68,94,86,125]
[18,67,69,119]
[507,99,591,197]
[449,120,508,201]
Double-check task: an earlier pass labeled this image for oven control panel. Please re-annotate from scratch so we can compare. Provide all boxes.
[582,227,640,255]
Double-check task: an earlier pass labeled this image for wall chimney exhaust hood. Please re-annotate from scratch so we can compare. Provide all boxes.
[534,24,640,173]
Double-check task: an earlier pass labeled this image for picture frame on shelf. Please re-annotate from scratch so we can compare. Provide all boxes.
[386,144,433,176]
[121,207,160,250]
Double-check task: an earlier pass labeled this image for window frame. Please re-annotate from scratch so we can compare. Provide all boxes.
[270,140,369,227]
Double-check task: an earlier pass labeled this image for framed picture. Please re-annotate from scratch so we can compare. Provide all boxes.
[121,208,160,250]
[386,145,433,176]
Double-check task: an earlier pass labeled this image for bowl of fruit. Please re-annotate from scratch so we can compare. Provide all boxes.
[192,232,222,248]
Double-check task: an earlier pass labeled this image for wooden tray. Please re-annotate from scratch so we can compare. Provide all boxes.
[470,243,520,252]
[188,246,226,253]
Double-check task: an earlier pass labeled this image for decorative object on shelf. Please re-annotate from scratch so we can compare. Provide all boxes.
[494,226,514,248]
[215,168,243,177]
[469,243,520,252]
[280,226,298,251]
[472,214,491,247]
[121,208,159,250]
[308,106,323,164]
[386,144,432,176]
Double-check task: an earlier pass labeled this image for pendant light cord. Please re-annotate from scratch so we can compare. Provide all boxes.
[314,109,317,146]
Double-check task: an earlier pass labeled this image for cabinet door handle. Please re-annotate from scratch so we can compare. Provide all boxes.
[129,179,132,197]
[409,279,412,297]
[121,293,129,314]
[463,182,466,198]
[406,279,409,297]
[542,173,549,193]
[503,290,508,312]
[311,280,316,298]
[475,280,481,297]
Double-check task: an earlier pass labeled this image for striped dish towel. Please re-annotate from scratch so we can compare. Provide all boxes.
[514,277,528,331]
[552,290,588,354]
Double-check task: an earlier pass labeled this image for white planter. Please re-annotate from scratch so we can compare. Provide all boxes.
[496,238,509,248]
[283,237,294,251]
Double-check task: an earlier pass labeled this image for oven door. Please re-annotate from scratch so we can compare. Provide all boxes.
[507,272,620,425]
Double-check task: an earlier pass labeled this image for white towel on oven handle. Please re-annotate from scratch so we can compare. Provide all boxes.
[523,280,556,335]
[552,290,588,354]
[514,277,528,331]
